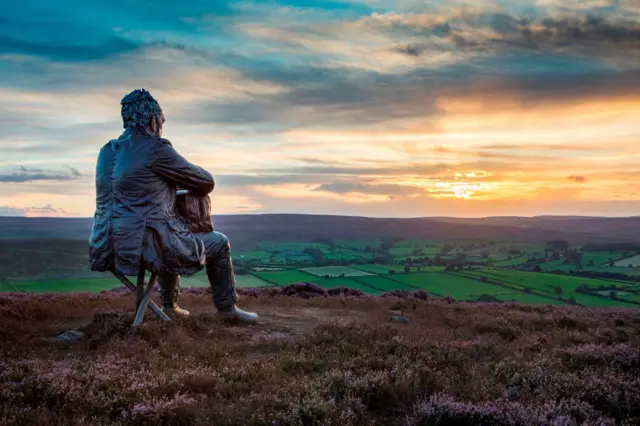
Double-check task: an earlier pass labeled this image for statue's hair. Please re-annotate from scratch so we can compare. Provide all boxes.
[120,89,163,129]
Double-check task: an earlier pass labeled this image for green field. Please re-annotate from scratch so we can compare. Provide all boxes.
[285,254,315,263]
[166,271,274,289]
[2,277,124,293]
[387,239,444,260]
[334,238,381,250]
[3,236,640,309]
[324,251,373,261]
[3,272,273,293]
[496,293,565,305]
[466,269,622,293]
[380,272,519,300]
[252,270,316,286]
[352,264,410,274]
[493,256,529,267]
[581,252,621,265]
[351,275,420,293]
[462,269,639,308]
[4,263,638,308]
[614,254,640,267]
[255,242,328,251]
[300,266,373,277]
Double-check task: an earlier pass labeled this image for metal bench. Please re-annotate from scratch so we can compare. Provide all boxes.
[108,189,191,327]
[111,269,170,326]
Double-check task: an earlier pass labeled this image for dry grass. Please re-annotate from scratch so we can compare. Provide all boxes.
[1,291,639,425]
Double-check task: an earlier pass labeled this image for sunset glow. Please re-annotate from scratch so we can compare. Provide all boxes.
[1,0,640,217]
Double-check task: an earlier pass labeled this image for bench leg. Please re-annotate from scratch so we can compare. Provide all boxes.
[133,273,158,327]
[111,271,170,322]
[136,270,145,310]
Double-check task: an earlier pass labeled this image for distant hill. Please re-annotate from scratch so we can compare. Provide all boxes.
[427,216,640,242]
[2,214,640,246]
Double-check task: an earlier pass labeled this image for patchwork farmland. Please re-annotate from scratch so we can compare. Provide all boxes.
[2,237,640,308]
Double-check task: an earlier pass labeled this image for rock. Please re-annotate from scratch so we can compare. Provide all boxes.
[52,329,86,342]
[391,315,410,324]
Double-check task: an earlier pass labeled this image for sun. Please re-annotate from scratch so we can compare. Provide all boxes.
[453,187,471,199]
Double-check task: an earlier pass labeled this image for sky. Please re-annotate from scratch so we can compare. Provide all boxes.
[1,0,640,218]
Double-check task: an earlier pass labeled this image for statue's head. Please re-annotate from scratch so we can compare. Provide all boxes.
[120,89,165,136]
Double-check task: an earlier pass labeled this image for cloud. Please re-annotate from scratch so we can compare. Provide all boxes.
[215,174,323,187]
[0,205,27,217]
[250,162,452,177]
[313,181,423,197]
[478,143,602,152]
[1,0,639,217]
[178,62,640,135]
[2,2,639,138]
[568,175,588,183]
[0,34,140,62]
[0,204,69,217]
[367,9,640,65]
[531,185,585,201]
[0,0,240,64]
[0,165,83,183]
[23,204,69,217]
[68,166,82,177]
[230,3,640,83]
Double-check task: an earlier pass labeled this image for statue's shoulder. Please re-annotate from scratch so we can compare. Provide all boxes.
[95,139,119,168]
[98,139,118,154]
[157,137,173,147]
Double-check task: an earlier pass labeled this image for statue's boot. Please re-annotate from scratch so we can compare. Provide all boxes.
[158,274,190,318]
[207,255,258,324]
[218,306,259,324]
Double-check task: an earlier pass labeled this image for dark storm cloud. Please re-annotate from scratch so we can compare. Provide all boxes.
[389,11,640,58]
[530,15,640,49]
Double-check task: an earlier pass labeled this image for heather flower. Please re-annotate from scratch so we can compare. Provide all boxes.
[1,290,639,425]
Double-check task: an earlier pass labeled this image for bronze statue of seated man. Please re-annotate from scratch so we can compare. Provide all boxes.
[89,88,257,324]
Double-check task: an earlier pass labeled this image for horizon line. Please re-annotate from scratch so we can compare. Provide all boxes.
[2,213,640,220]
